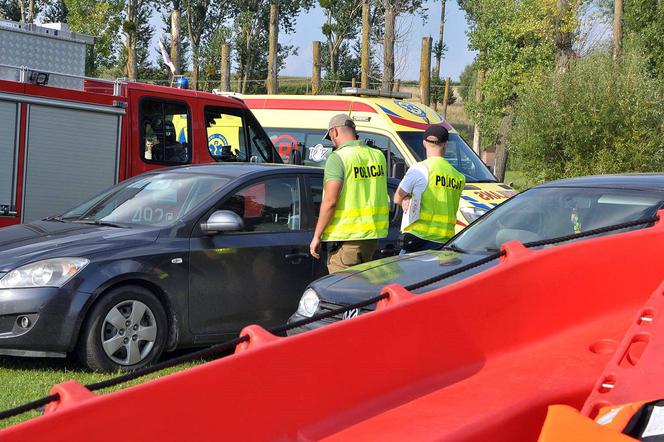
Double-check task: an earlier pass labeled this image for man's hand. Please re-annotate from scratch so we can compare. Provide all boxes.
[310,236,322,259]
[401,196,411,212]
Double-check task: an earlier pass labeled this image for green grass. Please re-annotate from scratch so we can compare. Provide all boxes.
[0,354,203,429]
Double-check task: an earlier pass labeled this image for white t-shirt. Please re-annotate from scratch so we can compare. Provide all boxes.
[399,163,428,230]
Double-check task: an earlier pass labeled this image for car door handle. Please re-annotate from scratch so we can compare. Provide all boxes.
[285,252,310,260]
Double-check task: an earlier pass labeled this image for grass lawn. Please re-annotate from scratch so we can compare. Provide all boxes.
[0,353,205,429]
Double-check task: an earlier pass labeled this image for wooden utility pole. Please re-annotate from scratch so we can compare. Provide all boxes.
[433,0,446,80]
[360,0,371,88]
[472,67,485,155]
[613,0,623,59]
[220,43,231,92]
[419,37,432,106]
[392,79,400,92]
[442,77,450,119]
[171,7,181,75]
[266,2,279,94]
[381,4,396,91]
[312,41,321,95]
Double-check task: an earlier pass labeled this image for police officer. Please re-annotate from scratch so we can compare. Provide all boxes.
[309,114,389,273]
[394,125,465,253]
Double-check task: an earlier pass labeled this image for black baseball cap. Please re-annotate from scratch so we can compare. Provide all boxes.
[423,125,449,143]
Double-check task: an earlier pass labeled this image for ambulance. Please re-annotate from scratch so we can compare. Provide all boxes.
[218,88,517,229]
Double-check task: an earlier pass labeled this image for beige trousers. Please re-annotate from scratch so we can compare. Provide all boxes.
[327,240,378,274]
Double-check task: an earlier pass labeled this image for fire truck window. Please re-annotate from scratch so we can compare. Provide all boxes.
[0,101,18,216]
[140,99,191,165]
[205,108,246,162]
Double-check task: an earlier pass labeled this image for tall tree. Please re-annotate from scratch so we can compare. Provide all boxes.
[64,0,124,76]
[378,0,426,90]
[0,0,22,20]
[42,0,68,22]
[613,0,622,59]
[319,0,362,79]
[169,0,182,75]
[432,0,446,80]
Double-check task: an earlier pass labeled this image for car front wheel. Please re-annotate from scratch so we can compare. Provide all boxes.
[78,285,167,372]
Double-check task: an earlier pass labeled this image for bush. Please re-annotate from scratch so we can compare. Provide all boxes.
[509,48,664,184]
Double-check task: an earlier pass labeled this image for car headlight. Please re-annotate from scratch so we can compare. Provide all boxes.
[0,258,90,289]
[460,206,488,223]
[296,288,320,318]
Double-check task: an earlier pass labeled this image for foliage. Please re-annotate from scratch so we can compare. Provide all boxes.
[41,0,68,22]
[458,60,476,104]
[64,0,124,76]
[0,0,21,20]
[509,48,664,184]
[622,0,664,78]
[319,0,362,77]
[458,0,580,147]
[430,76,456,107]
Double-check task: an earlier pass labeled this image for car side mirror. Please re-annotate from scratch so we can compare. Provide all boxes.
[201,210,244,235]
[391,161,407,180]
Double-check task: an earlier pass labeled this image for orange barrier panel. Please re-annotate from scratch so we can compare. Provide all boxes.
[3,211,664,441]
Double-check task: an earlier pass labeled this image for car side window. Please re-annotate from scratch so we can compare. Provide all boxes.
[218,177,301,232]
[204,107,247,161]
[140,99,191,165]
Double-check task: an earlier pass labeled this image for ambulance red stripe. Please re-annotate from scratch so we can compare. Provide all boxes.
[243,98,377,113]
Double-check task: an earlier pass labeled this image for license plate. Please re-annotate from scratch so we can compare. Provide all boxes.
[342,308,360,320]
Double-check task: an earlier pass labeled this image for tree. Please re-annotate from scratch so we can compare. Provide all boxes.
[0,0,21,20]
[42,0,68,22]
[319,0,362,78]
[377,0,426,90]
[233,0,312,93]
[432,0,446,80]
[622,0,664,78]
[64,0,124,76]
[120,1,155,80]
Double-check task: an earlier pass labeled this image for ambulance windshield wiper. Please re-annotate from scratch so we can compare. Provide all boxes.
[443,243,467,254]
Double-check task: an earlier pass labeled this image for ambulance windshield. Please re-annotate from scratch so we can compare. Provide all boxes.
[398,132,497,183]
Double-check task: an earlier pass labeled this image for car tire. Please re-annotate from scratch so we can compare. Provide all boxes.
[77,285,168,372]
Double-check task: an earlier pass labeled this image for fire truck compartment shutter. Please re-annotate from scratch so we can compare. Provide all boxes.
[22,105,121,222]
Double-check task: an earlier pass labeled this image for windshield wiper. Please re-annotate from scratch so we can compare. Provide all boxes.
[73,220,124,228]
[42,216,66,223]
[444,243,467,254]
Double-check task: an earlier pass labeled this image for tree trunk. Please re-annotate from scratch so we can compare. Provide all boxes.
[360,0,370,88]
[171,8,181,75]
[17,0,25,22]
[433,0,446,80]
[613,0,623,59]
[472,66,485,155]
[381,4,396,91]
[419,37,432,106]
[312,40,321,95]
[442,77,450,119]
[220,43,231,91]
[554,0,574,73]
[493,111,514,181]
[125,0,138,82]
[27,0,34,22]
[266,2,278,94]
[241,30,253,94]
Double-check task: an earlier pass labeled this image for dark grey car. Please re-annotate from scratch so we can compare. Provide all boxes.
[288,174,664,333]
[0,163,402,371]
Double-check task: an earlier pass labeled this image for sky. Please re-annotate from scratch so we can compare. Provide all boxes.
[278,2,475,81]
[149,1,476,82]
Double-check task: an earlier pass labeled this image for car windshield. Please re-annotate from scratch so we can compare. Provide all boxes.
[398,131,497,183]
[61,173,231,227]
[449,187,664,253]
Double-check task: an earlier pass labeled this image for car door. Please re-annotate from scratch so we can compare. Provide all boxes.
[308,176,402,280]
[188,174,313,340]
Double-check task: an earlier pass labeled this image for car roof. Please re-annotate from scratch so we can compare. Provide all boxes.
[538,173,664,190]
[151,163,318,178]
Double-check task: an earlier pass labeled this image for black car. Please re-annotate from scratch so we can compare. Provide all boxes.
[0,164,402,371]
[288,174,664,333]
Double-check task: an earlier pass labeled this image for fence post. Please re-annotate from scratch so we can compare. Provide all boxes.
[419,36,432,106]
[220,43,231,92]
[360,0,370,88]
[442,77,450,119]
[312,41,321,95]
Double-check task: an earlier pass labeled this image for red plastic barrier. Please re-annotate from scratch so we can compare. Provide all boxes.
[582,278,664,418]
[4,212,664,441]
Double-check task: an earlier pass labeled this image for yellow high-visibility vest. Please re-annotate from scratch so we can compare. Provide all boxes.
[322,143,389,241]
[404,157,465,243]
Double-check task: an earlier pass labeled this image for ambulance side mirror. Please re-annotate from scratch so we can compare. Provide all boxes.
[392,161,406,180]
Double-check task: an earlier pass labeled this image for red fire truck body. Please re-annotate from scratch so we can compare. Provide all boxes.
[0,78,280,228]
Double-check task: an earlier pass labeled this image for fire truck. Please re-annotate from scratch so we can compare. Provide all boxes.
[0,20,281,228]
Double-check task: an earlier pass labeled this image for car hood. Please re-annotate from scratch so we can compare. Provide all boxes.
[311,249,498,305]
[0,221,160,272]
